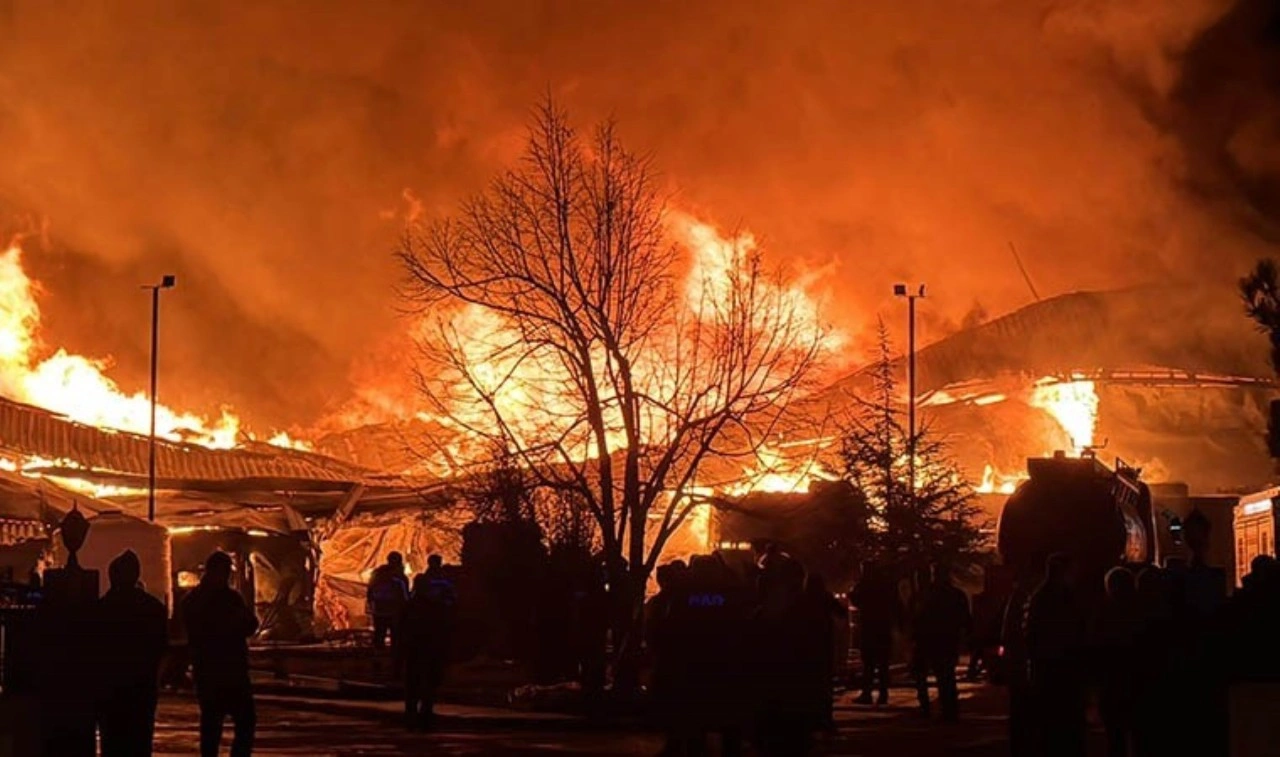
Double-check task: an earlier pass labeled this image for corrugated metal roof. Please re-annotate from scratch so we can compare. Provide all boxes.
[0,396,383,488]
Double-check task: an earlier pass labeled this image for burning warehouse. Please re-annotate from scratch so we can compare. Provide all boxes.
[0,1,1278,752]
[812,284,1278,494]
[0,393,458,637]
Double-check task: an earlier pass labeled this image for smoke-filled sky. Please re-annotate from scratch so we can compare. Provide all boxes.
[0,0,1275,430]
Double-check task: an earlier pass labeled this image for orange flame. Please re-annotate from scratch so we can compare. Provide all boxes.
[392,213,835,487]
[0,241,304,450]
[973,376,1100,493]
[1029,377,1098,455]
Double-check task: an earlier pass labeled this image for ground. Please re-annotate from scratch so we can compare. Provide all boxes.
[153,682,1012,756]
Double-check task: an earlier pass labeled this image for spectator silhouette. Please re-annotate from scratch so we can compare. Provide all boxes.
[1097,567,1140,757]
[1229,555,1280,678]
[754,554,810,757]
[1025,553,1085,757]
[1224,556,1280,756]
[1000,584,1036,757]
[967,574,1006,682]
[575,559,610,709]
[911,563,970,720]
[367,552,409,649]
[1132,567,1174,757]
[644,560,689,756]
[181,551,259,757]
[849,561,897,706]
[96,550,167,757]
[397,573,455,731]
[667,553,749,756]
[1176,510,1228,757]
[799,572,845,732]
[419,553,457,606]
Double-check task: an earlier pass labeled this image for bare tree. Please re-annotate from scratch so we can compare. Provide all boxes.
[397,99,827,668]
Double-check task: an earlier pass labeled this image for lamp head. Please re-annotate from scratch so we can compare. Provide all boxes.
[893,283,907,297]
[161,274,176,289]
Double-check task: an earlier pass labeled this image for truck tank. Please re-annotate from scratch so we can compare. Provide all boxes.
[997,451,1156,591]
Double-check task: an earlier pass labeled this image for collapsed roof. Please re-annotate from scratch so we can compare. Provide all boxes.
[817,285,1275,405]
[0,395,442,518]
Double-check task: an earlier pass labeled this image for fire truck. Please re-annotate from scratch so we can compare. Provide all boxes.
[983,450,1158,682]
[997,450,1157,588]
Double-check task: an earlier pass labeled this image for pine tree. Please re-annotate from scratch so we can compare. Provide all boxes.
[837,321,986,576]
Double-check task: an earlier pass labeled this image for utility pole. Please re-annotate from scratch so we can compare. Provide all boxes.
[144,275,176,521]
[894,283,926,497]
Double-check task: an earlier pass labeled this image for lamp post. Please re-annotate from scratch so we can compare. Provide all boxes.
[144,275,176,521]
[893,283,925,497]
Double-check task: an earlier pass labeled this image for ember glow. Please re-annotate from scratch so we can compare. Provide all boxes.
[976,464,1021,495]
[726,441,837,496]
[0,241,303,450]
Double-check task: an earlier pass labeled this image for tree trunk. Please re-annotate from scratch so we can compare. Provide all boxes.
[609,564,649,696]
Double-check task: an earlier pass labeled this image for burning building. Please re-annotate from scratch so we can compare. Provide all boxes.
[0,390,459,635]
[811,284,1277,494]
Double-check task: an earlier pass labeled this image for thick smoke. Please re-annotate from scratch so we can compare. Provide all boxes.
[0,0,1273,429]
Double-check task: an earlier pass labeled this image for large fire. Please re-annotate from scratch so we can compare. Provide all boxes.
[1029,378,1099,455]
[361,213,837,492]
[973,377,1100,494]
[0,240,305,451]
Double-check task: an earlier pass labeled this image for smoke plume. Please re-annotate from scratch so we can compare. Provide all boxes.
[0,0,1273,429]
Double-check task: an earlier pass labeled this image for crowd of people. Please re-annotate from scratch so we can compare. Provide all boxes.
[641,543,975,756]
[22,525,1280,757]
[1001,520,1260,757]
[26,548,256,757]
[644,547,841,757]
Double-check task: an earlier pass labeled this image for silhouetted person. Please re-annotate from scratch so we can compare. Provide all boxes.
[397,574,454,731]
[645,560,689,756]
[1228,555,1280,678]
[668,553,749,756]
[911,563,970,720]
[96,550,167,757]
[1223,556,1280,756]
[967,574,1007,682]
[418,553,457,607]
[799,573,845,732]
[1025,553,1085,757]
[1097,567,1140,757]
[849,561,896,705]
[182,552,259,757]
[1131,567,1175,757]
[1001,584,1036,757]
[367,552,409,649]
[754,554,810,757]
[575,560,610,709]
[1177,510,1228,757]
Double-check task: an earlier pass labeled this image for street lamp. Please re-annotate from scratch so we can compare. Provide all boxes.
[144,275,176,521]
[894,283,925,496]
